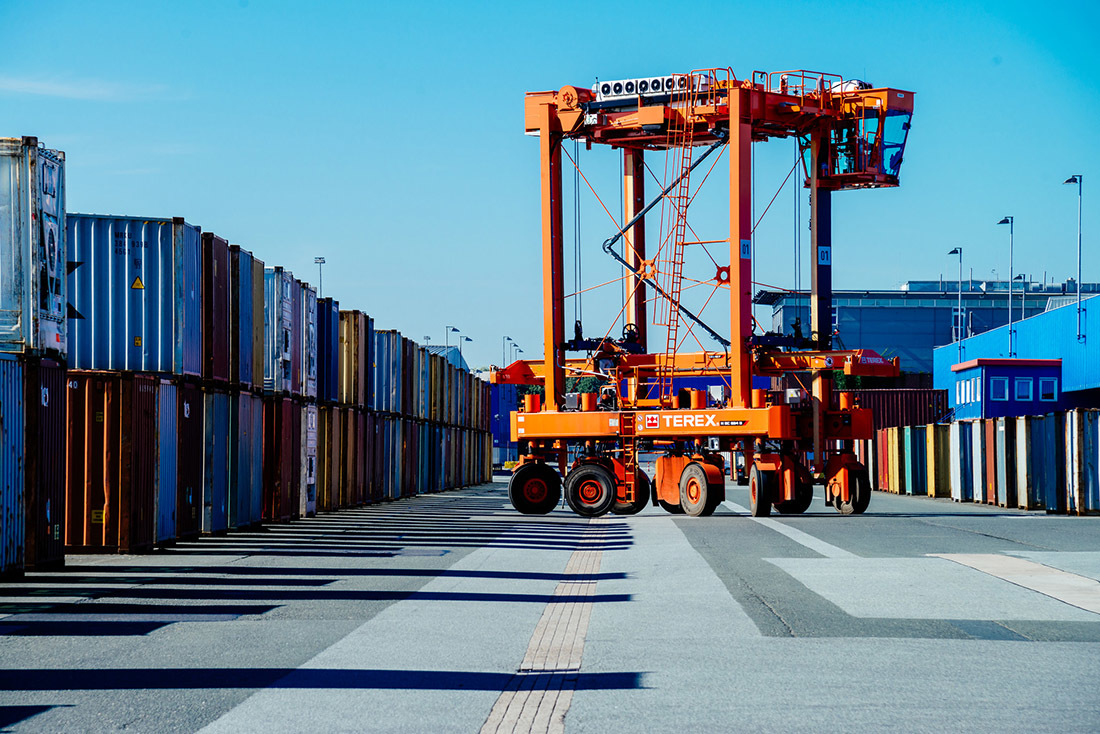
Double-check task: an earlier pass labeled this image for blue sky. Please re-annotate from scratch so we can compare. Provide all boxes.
[2,0,1097,368]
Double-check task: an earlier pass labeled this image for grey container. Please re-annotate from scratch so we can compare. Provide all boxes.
[0,137,66,356]
[263,267,294,393]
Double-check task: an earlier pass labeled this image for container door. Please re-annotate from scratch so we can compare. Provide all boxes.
[157,380,177,543]
[0,357,25,574]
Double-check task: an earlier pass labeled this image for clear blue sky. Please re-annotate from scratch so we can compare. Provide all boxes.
[2,0,1097,368]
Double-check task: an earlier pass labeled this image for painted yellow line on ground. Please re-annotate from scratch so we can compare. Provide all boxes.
[722,500,858,559]
[932,553,1100,615]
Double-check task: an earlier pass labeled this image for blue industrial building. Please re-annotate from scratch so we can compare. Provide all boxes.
[757,279,1095,374]
[934,296,1100,416]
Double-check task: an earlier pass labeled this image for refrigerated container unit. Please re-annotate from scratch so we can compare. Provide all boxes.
[65,371,158,553]
[156,379,178,543]
[0,355,25,576]
[229,245,259,389]
[970,420,987,505]
[23,356,66,569]
[1065,409,1100,515]
[202,387,230,533]
[0,137,66,358]
[202,232,230,383]
[263,267,294,394]
[301,403,318,517]
[317,298,340,404]
[176,380,205,539]
[68,215,201,375]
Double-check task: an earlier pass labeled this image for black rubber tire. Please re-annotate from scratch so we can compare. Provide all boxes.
[774,479,814,515]
[749,465,774,517]
[611,471,651,516]
[833,468,871,515]
[658,498,685,515]
[564,464,616,517]
[507,463,561,515]
[679,462,719,517]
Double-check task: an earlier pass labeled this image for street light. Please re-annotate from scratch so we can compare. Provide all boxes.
[445,325,459,349]
[997,216,1014,356]
[458,335,472,359]
[314,257,326,298]
[1014,273,1026,322]
[502,335,513,367]
[1065,175,1084,340]
[511,342,522,362]
[948,247,963,363]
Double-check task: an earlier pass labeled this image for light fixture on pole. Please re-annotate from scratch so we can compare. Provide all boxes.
[511,342,521,362]
[997,216,1014,356]
[314,257,326,298]
[1014,273,1026,322]
[502,335,513,367]
[948,247,963,363]
[459,335,472,359]
[445,325,459,349]
[1065,175,1083,340]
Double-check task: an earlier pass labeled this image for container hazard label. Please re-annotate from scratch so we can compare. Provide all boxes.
[91,510,105,524]
[131,276,144,289]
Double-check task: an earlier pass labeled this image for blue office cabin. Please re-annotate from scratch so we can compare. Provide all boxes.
[950,358,1064,419]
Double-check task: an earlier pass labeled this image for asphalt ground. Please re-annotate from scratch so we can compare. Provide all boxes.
[1,480,1098,732]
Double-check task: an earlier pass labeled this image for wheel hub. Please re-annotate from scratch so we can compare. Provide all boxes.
[686,478,702,504]
[524,478,548,503]
[579,480,602,504]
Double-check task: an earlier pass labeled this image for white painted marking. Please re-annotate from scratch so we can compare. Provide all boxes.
[932,553,1100,615]
[722,501,857,559]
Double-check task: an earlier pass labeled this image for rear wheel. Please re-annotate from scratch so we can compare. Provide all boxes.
[749,465,774,517]
[679,462,720,517]
[611,471,651,516]
[564,464,616,517]
[508,463,561,515]
[833,468,870,515]
[775,476,814,515]
[658,498,685,515]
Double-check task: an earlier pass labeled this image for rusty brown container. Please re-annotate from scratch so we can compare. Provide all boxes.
[983,418,998,504]
[24,357,66,568]
[202,232,230,383]
[262,395,300,522]
[354,409,367,504]
[175,379,204,539]
[830,388,948,431]
[65,371,159,553]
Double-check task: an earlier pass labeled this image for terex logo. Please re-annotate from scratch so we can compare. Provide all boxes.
[644,414,660,430]
[664,414,717,428]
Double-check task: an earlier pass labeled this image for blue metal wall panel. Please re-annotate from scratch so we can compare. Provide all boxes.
[156,379,177,543]
[0,354,25,574]
[230,247,255,387]
[67,215,201,375]
[202,389,230,533]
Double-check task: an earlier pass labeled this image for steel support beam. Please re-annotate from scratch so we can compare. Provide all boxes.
[623,148,648,351]
[729,92,753,408]
[538,106,566,411]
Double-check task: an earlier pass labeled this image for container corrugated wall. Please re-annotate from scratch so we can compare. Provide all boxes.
[156,379,177,543]
[68,215,201,375]
[229,245,255,388]
[228,390,263,530]
[264,267,294,393]
[302,283,317,399]
[202,233,230,383]
[0,354,25,575]
[251,256,265,390]
[994,417,1017,508]
[317,298,339,403]
[202,388,230,533]
[924,424,950,498]
[176,380,204,539]
[301,403,318,517]
[263,396,300,521]
[1065,409,1100,515]
[0,138,66,357]
[23,357,65,568]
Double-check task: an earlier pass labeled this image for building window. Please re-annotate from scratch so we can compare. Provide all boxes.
[952,307,966,341]
[1039,377,1058,402]
[990,377,1009,401]
[1015,378,1033,402]
[956,382,963,404]
[976,377,982,403]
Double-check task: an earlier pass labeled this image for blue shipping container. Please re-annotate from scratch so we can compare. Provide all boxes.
[0,138,66,356]
[0,354,25,574]
[229,390,263,529]
[68,215,202,375]
[317,298,339,403]
[156,379,178,543]
[229,246,255,387]
[202,389,230,533]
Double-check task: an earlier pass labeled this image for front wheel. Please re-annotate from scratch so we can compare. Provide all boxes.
[679,462,720,517]
[749,465,775,517]
[611,471,651,516]
[775,477,814,515]
[564,464,616,517]
[508,463,561,515]
[833,469,870,515]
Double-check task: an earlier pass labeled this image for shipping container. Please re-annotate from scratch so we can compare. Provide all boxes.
[983,419,998,505]
[338,310,367,407]
[251,256,265,391]
[902,425,926,496]
[263,395,300,521]
[201,232,230,383]
[68,215,201,375]
[263,267,294,393]
[22,356,65,568]
[1016,415,1057,511]
[228,245,256,387]
[156,379,177,543]
[65,371,158,553]
[0,137,66,356]
[301,282,317,399]
[923,424,950,498]
[0,354,25,575]
[317,298,339,403]
[830,388,948,431]
[202,387,230,533]
[1065,409,1100,515]
[970,419,986,504]
[994,417,1017,508]
[228,390,263,529]
[301,403,318,517]
[176,380,204,539]
[316,405,341,512]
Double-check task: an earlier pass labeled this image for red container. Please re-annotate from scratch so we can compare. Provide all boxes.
[984,418,998,504]
[830,388,948,431]
[202,232,230,383]
[176,380,205,539]
[262,396,301,521]
[65,371,158,553]
[24,357,66,569]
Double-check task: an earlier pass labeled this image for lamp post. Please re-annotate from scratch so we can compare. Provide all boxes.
[445,325,459,349]
[459,336,472,359]
[502,335,513,367]
[948,247,963,363]
[314,257,326,298]
[997,216,1014,356]
[1014,274,1026,322]
[1065,175,1083,340]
